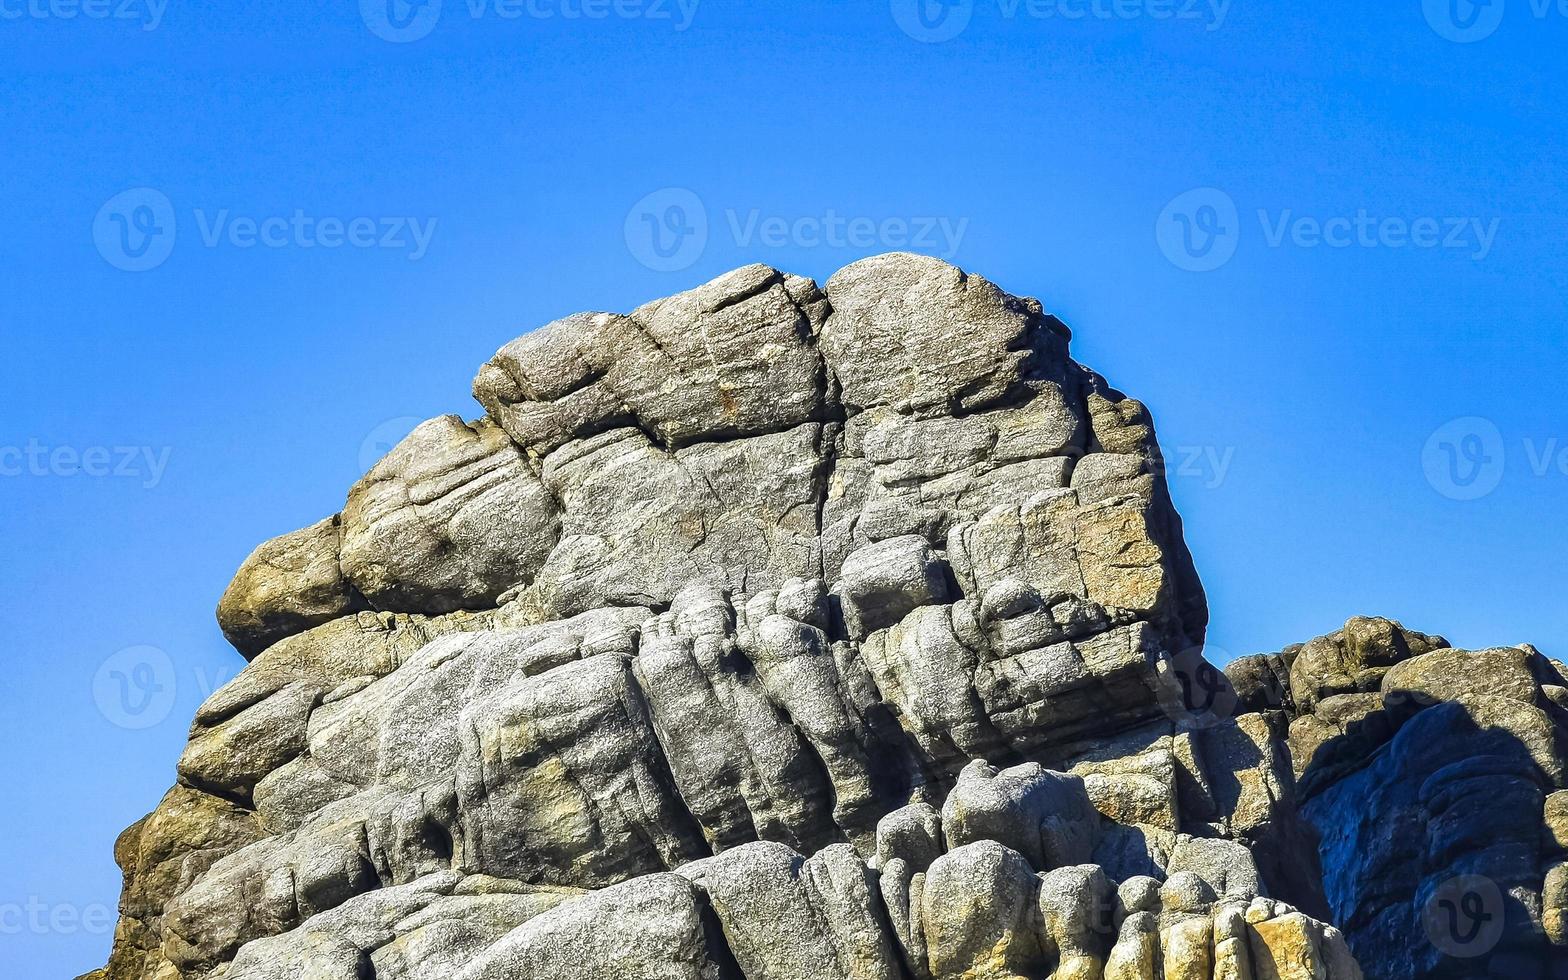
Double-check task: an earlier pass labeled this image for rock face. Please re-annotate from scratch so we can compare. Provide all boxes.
[88,255,1563,980]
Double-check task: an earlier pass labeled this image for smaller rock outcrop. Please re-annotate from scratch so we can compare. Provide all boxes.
[1227,618,1568,979]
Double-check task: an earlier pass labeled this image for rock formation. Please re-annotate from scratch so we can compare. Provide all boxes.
[84,255,1567,980]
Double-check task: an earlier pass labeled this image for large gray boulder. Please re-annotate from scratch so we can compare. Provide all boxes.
[95,256,1560,980]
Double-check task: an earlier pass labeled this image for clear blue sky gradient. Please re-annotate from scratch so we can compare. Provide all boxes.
[3,2,1565,974]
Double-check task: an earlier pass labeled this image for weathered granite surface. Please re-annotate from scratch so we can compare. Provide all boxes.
[86,255,1564,980]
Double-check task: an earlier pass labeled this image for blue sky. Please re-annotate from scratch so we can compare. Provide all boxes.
[2,1,1565,975]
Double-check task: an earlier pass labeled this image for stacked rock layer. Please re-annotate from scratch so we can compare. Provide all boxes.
[86,255,1568,980]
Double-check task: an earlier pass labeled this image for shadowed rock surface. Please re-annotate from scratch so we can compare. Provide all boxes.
[87,256,1564,980]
